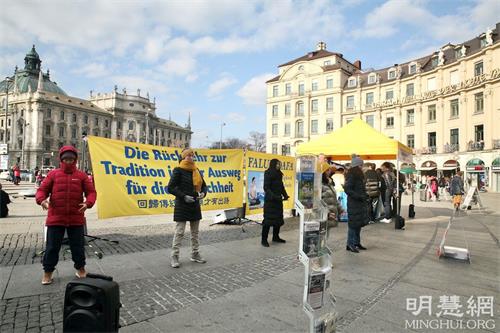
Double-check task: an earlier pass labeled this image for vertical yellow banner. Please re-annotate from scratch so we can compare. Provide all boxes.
[245,151,295,216]
[87,136,244,219]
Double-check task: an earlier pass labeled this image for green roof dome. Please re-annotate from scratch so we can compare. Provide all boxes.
[0,45,67,96]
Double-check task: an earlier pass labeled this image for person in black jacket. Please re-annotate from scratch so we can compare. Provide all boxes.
[0,183,12,218]
[262,158,289,247]
[345,155,369,253]
[364,163,380,223]
[168,148,208,268]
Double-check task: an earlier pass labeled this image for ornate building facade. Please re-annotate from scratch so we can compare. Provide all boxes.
[0,46,192,170]
[266,23,500,192]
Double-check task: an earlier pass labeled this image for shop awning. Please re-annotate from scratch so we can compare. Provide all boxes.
[491,157,500,171]
[418,166,437,171]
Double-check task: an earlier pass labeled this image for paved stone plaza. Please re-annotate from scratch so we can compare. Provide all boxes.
[0,187,498,332]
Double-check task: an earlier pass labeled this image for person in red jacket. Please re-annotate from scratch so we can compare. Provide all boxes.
[36,146,97,285]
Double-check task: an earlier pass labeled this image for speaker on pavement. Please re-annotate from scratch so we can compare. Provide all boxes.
[63,274,120,333]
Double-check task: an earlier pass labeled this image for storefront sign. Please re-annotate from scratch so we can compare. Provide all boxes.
[371,68,500,109]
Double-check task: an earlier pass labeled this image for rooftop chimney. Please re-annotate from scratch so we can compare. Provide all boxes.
[316,41,326,51]
[354,60,361,70]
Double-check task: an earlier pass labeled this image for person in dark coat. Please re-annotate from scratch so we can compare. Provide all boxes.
[380,162,395,223]
[344,154,369,253]
[35,146,97,285]
[0,183,12,218]
[168,148,208,268]
[364,163,380,223]
[262,158,289,247]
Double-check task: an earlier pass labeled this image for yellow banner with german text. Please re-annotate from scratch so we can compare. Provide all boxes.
[245,151,295,216]
[87,136,244,219]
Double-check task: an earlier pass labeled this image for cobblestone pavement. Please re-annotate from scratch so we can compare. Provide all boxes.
[0,221,299,267]
[0,255,300,333]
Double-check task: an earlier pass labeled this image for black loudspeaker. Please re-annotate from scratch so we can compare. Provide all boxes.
[63,274,120,333]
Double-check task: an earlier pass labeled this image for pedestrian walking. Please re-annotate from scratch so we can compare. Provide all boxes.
[321,163,342,228]
[35,146,96,285]
[345,154,369,253]
[449,171,465,211]
[261,158,289,247]
[168,148,208,268]
[0,183,12,218]
[364,163,380,223]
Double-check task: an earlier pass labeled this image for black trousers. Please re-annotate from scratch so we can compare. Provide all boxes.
[43,225,86,273]
[262,224,281,242]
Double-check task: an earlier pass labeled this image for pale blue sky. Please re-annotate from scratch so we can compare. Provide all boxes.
[1,0,498,147]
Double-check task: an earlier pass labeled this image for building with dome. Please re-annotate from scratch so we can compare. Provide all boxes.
[266,23,500,192]
[0,46,192,170]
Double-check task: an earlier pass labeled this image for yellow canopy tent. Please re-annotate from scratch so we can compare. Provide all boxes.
[296,118,413,163]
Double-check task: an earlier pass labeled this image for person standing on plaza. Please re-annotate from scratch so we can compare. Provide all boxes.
[0,183,12,218]
[262,158,289,247]
[380,162,395,223]
[364,163,380,223]
[35,146,96,285]
[345,155,369,253]
[321,163,342,228]
[449,171,465,211]
[168,148,208,268]
[332,165,347,221]
[12,164,21,185]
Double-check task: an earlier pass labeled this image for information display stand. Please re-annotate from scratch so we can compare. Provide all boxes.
[296,155,336,333]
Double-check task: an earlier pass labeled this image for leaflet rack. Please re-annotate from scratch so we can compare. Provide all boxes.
[296,155,337,333]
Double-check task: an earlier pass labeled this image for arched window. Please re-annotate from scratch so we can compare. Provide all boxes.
[128,121,135,131]
[295,120,304,138]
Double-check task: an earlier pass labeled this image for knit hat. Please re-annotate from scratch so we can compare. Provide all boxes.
[351,154,363,168]
[181,148,194,159]
[61,151,77,160]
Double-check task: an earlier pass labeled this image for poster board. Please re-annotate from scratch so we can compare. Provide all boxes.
[87,136,244,219]
[245,151,295,216]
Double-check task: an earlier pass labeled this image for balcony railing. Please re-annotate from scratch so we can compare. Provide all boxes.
[443,144,459,153]
[467,141,484,151]
[493,139,500,149]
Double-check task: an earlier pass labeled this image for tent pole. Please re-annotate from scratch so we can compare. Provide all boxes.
[397,154,400,216]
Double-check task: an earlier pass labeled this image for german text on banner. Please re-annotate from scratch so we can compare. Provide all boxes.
[87,136,244,219]
[245,151,295,216]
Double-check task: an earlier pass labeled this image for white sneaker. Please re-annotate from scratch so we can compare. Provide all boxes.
[379,218,392,223]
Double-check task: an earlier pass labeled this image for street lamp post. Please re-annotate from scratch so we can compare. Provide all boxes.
[81,131,87,171]
[145,110,150,144]
[219,122,226,149]
[3,77,13,144]
[20,120,29,169]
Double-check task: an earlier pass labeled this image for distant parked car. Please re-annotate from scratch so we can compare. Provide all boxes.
[0,170,11,181]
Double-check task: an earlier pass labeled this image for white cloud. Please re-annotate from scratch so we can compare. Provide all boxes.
[0,52,24,77]
[185,74,198,83]
[471,0,500,28]
[352,0,497,42]
[206,74,237,98]
[237,73,275,106]
[73,63,110,78]
[160,55,197,77]
[110,75,169,97]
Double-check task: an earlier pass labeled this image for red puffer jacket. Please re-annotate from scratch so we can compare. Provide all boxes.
[35,146,97,226]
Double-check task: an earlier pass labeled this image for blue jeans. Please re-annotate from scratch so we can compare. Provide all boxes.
[347,226,361,247]
[383,190,393,219]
